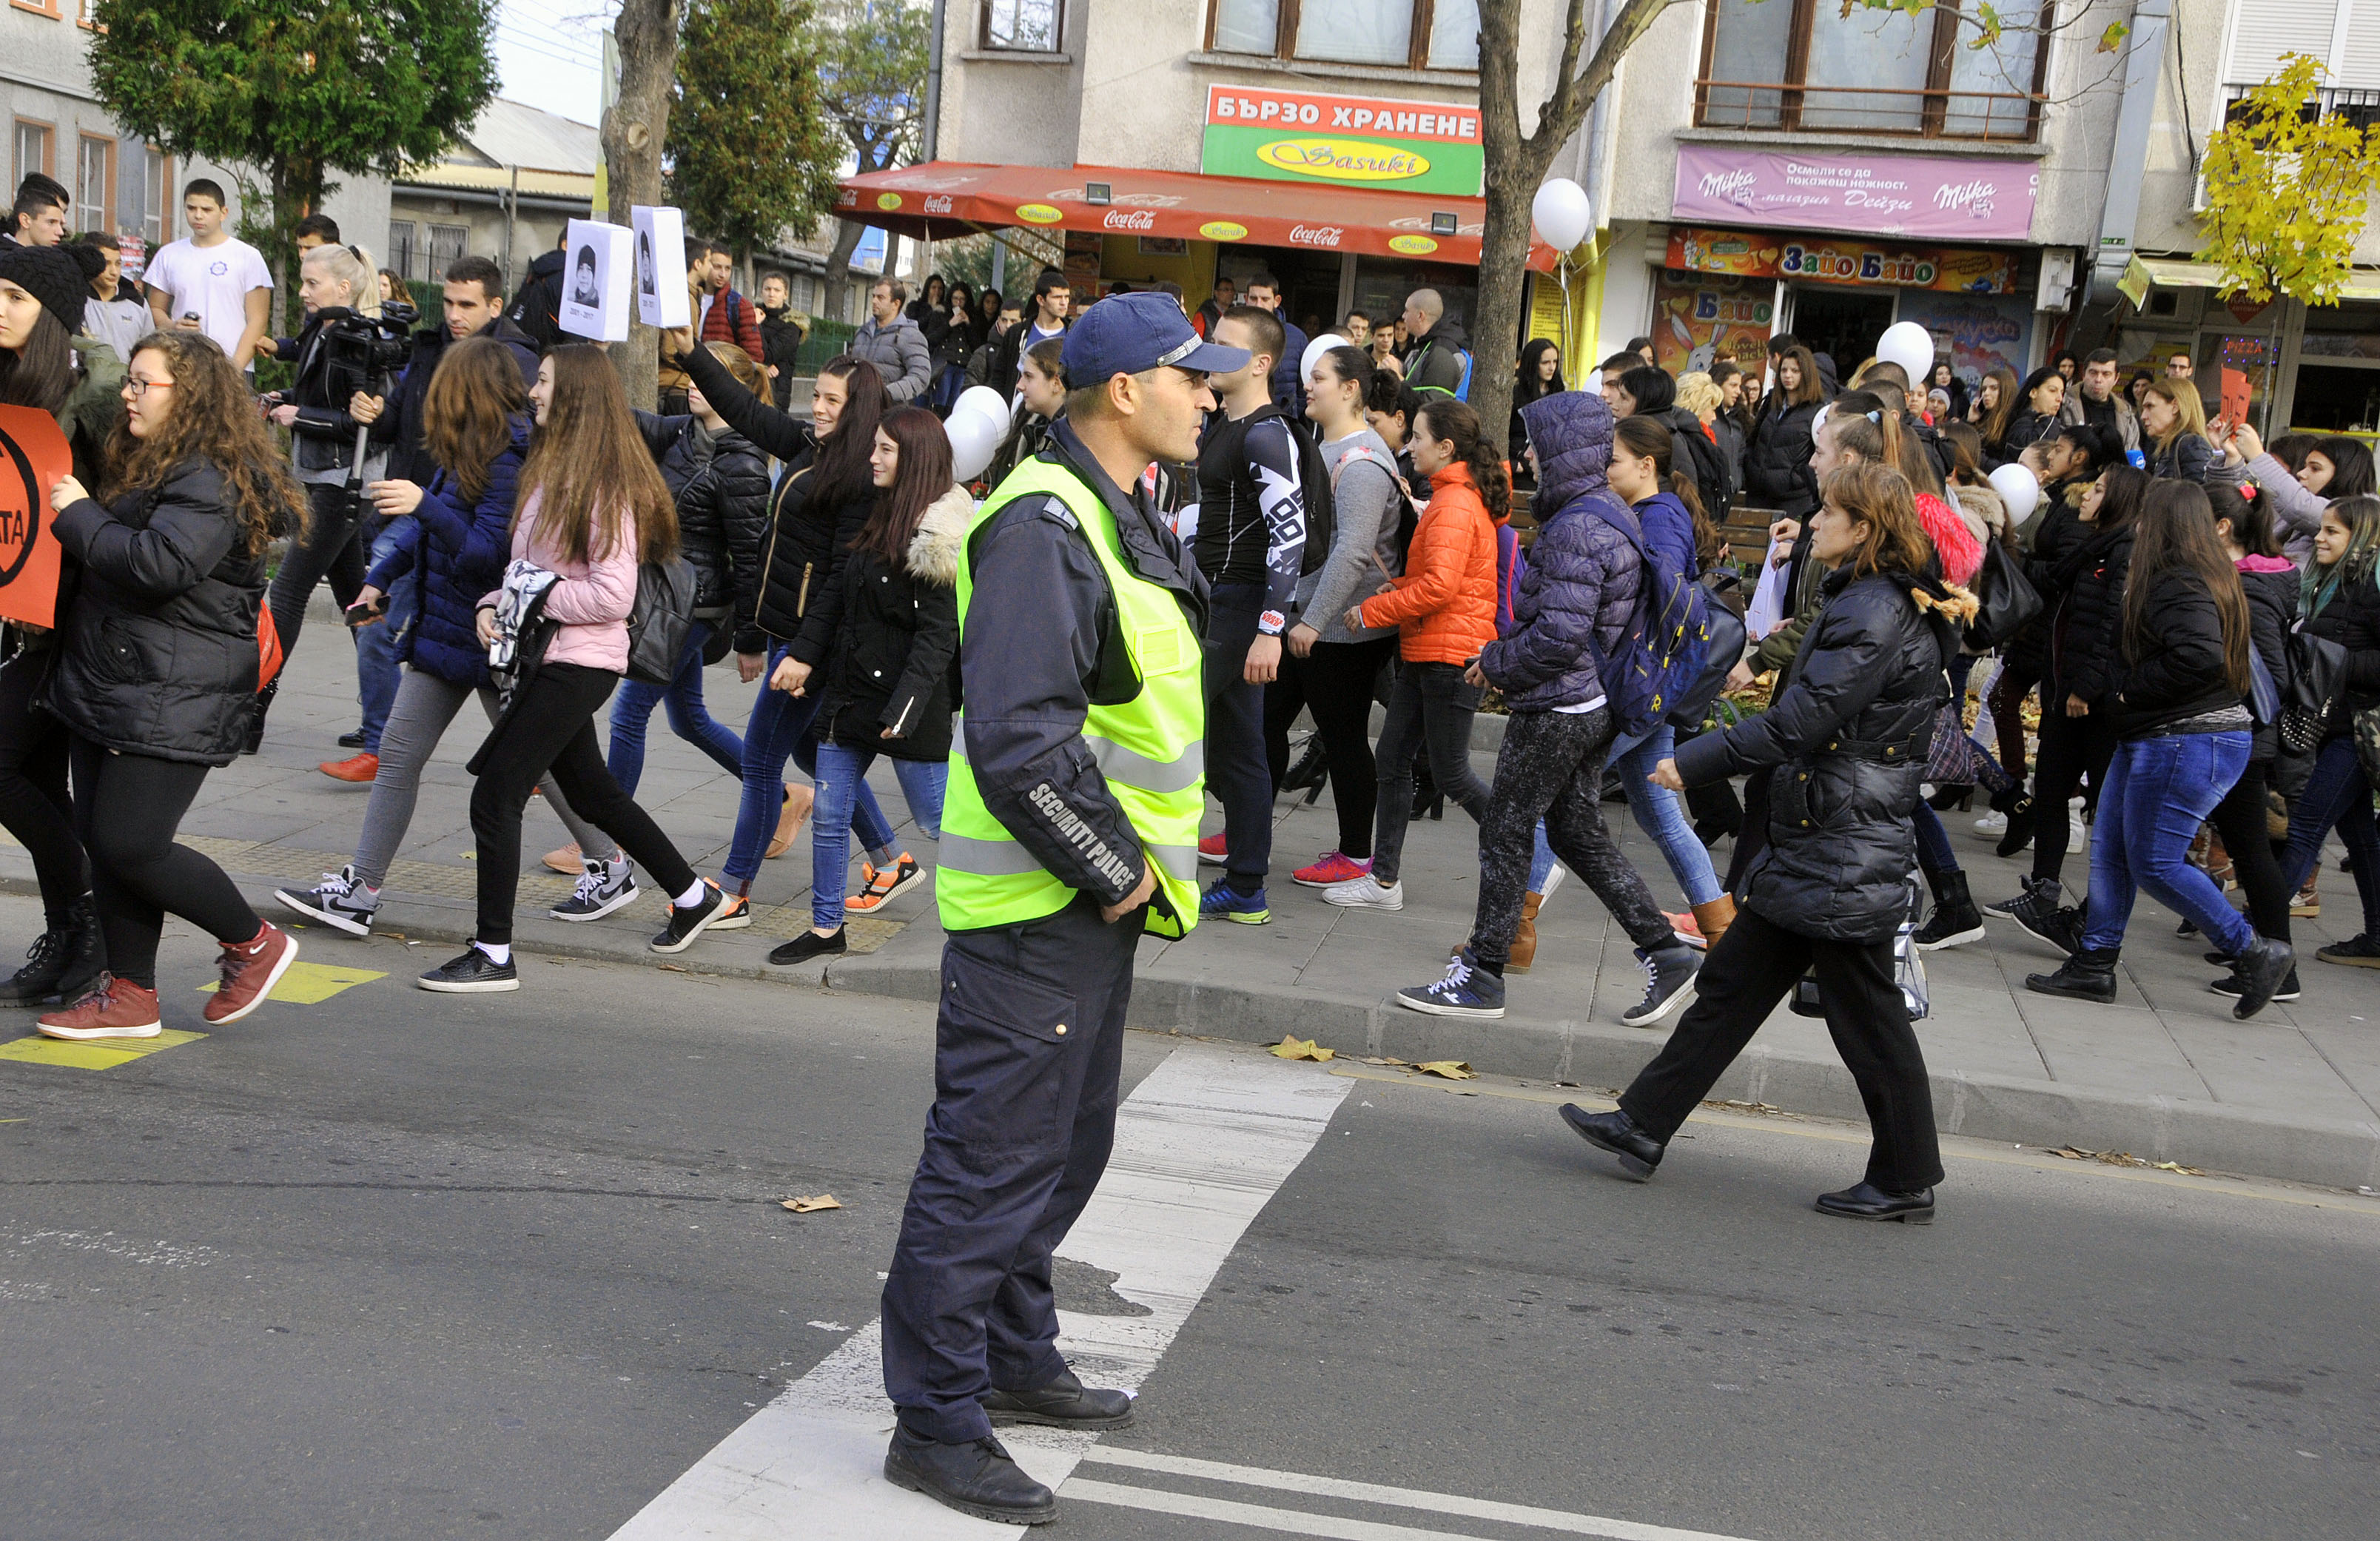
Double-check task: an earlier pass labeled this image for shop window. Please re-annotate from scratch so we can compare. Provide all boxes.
[981,0,1060,50]
[1209,0,1480,73]
[77,135,112,230]
[1696,0,2046,141]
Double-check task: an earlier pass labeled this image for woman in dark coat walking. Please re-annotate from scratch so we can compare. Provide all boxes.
[767,407,966,964]
[1564,460,1971,1223]
[2276,494,2380,966]
[1741,343,1824,518]
[37,330,309,1039]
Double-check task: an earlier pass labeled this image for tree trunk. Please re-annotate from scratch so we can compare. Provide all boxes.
[827,218,867,323]
[605,0,683,408]
[1472,0,1557,461]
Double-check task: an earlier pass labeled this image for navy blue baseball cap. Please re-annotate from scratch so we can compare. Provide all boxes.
[1062,291,1248,386]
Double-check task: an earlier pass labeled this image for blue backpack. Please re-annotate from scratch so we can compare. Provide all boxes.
[1582,504,1712,739]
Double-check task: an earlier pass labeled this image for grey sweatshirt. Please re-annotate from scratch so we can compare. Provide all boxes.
[1296,426,1405,645]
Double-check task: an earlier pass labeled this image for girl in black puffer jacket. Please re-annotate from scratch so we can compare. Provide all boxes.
[2277,494,2380,965]
[1741,344,1824,517]
[1998,463,2146,939]
[36,331,310,1040]
[1567,461,1967,1223]
[669,338,900,919]
[2026,482,2293,1017]
[600,341,771,805]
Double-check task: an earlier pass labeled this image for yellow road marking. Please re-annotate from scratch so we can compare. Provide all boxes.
[0,1029,206,1071]
[1328,1064,2380,1215]
[195,960,386,1004]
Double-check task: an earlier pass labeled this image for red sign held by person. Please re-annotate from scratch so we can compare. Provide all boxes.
[0,406,72,631]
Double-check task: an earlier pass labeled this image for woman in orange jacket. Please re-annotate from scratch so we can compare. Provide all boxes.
[1322,398,1506,910]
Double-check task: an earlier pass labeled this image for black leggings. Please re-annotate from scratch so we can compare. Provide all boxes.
[0,650,87,926]
[68,734,260,990]
[262,481,368,701]
[2029,705,2117,888]
[1263,636,1396,859]
[2208,760,2291,945]
[471,662,699,944]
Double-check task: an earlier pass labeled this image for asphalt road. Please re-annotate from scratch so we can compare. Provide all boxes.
[0,891,2373,1540]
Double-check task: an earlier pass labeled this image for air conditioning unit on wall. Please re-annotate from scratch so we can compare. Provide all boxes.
[2036,249,2078,312]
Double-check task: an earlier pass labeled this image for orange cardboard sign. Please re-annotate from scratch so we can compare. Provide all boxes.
[2220,366,2253,426]
[0,407,70,631]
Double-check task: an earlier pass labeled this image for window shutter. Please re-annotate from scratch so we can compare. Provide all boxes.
[2225,0,2340,86]
[2336,1,2380,87]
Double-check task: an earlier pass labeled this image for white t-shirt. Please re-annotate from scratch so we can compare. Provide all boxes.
[143,236,273,362]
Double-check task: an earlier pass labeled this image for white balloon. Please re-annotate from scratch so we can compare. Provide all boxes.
[1301,333,1351,386]
[1531,178,1593,253]
[951,386,1010,432]
[1988,463,2042,521]
[947,406,1003,482]
[1875,320,1937,383]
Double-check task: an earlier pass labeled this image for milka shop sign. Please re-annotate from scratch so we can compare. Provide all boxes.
[1203,84,1482,197]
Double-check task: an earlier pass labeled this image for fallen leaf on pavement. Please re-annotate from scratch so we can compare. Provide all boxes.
[658,964,688,973]
[2152,1161,2208,1176]
[1357,1055,1411,1067]
[1412,1060,1476,1080]
[782,1195,842,1213]
[1271,1036,1334,1062]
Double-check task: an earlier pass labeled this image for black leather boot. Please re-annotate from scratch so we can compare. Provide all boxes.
[983,1366,1134,1430]
[54,894,104,1005]
[1912,870,1984,951]
[1994,795,2037,858]
[1815,1181,1935,1223]
[2025,947,2119,1002]
[1559,1104,1664,1181]
[883,1427,1057,1525]
[0,924,71,1005]
[2227,934,2297,1020]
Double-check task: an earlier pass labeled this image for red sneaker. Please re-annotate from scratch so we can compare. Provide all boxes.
[1293,850,1371,888]
[318,752,379,783]
[204,921,300,1024]
[36,976,161,1040]
[1666,910,1708,950]
[1198,832,1228,865]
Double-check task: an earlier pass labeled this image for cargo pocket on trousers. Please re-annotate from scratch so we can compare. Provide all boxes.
[934,948,1082,1158]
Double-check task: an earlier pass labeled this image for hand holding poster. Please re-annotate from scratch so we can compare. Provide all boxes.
[0,406,74,631]
[631,207,690,329]
[559,218,634,343]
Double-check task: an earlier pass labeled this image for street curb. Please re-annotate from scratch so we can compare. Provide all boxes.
[816,944,2380,1195]
[6,856,2374,1194]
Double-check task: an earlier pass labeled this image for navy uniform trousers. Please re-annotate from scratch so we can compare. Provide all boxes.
[881,891,1142,1443]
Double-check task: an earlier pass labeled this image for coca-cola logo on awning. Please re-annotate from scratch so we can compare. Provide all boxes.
[923,195,954,214]
[1102,209,1157,230]
[1288,224,1344,247]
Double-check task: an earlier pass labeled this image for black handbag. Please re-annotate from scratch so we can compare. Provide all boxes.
[626,557,699,688]
[1963,540,2043,651]
[2282,625,2350,756]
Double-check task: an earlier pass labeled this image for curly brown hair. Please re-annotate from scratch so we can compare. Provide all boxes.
[106,331,308,556]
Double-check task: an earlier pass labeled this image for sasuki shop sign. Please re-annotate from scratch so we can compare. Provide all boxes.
[1201,85,1482,198]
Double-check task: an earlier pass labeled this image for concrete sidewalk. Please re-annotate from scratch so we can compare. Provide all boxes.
[7,611,2378,1192]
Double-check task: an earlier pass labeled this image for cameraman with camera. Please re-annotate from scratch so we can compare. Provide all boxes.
[318,255,542,781]
[256,241,410,753]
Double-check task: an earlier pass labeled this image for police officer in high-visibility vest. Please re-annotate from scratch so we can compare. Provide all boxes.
[880,293,1242,1525]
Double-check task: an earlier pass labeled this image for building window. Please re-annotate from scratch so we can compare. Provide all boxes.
[428,221,469,275]
[1695,0,2046,141]
[77,135,112,231]
[389,221,422,281]
[10,1,64,18]
[15,120,53,185]
[981,0,1060,50]
[1207,0,1480,72]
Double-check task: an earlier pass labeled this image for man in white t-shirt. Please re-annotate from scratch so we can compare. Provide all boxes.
[143,178,272,370]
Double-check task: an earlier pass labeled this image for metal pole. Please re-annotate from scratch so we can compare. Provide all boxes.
[923,0,947,164]
[502,164,519,292]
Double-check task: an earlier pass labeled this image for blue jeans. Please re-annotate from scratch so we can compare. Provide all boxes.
[722,645,892,887]
[2080,731,2254,956]
[810,740,947,930]
[355,520,411,753]
[1530,723,1722,904]
[608,620,744,796]
[2279,733,2380,936]
[1912,803,1957,876]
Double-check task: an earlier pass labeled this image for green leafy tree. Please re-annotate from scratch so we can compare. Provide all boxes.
[668,0,844,270]
[2198,53,2380,307]
[88,0,500,326]
[806,0,929,317]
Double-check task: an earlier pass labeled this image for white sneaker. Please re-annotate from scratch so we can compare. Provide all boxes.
[1973,811,2008,833]
[1537,863,1567,906]
[1323,873,1404,910]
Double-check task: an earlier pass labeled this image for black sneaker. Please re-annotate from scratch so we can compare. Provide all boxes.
[2211,967,2301,1002]
[2317,933,2380,967]
[1619,944,1701,1027]
[337,728,368,749]
[649,881,727,954]
[275,864,379,937]
[769,927,847,966]
[883,1428,1055,1525]
[0,926,74,1004]
[417,947,520,993]
[550,856,639,921]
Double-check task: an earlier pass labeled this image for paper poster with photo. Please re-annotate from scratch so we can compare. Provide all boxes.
[0,406,75,630]
[631,206,690,329]
[559,218,633,343]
